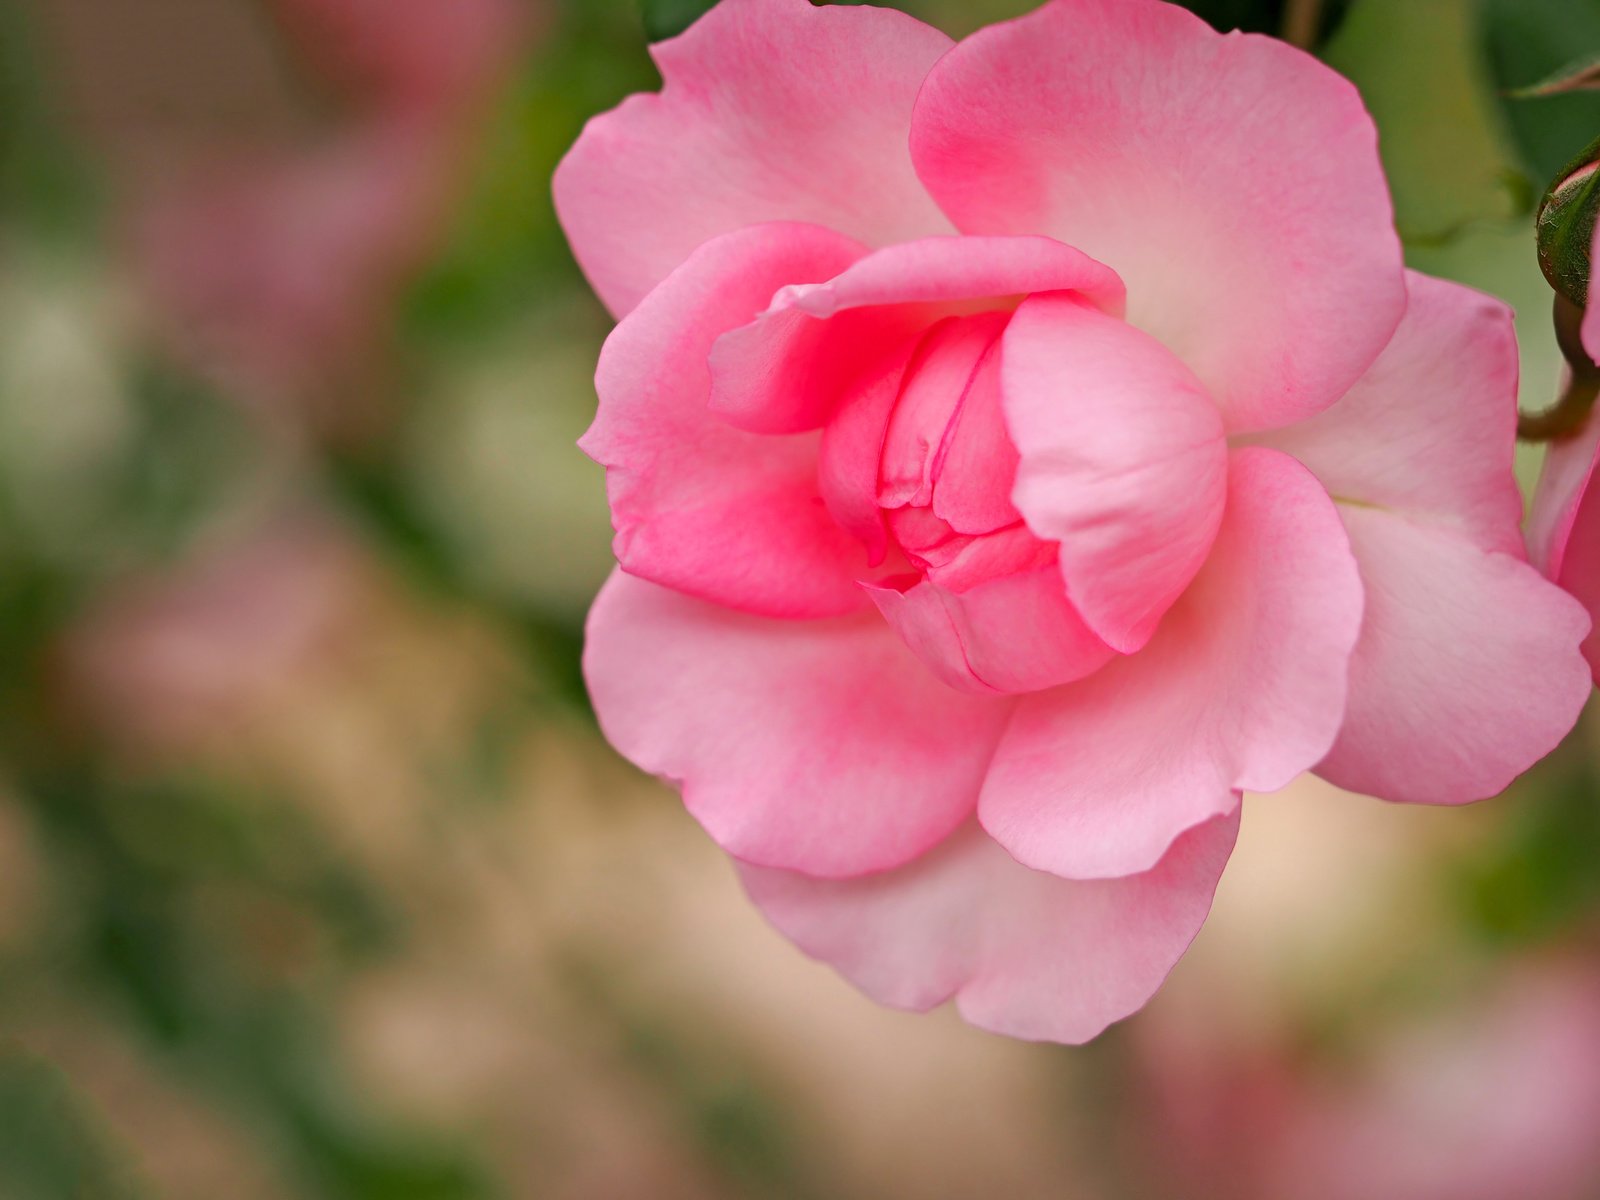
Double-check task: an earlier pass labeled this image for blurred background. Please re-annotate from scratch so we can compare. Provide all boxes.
[1,0,1600,1196]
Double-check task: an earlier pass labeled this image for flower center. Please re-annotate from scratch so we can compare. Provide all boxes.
[870,312,1051,594]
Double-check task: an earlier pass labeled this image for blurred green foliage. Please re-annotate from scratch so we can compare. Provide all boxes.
[1326,0,1532,245]
[0,1053,149,1200]
[1454,751,1600,947]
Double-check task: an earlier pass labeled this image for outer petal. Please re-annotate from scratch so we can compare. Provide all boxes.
[1254,271,1525,556]
[584,571,1014,878]
[552,0,954,316]
[1002,292,1227,655]
[1532,416,1600,682]
[865,566,1115,695]
[1529,409,1600,581]
[1315,507,1592,804]
[711,235,1125,435]
[979,448,1362,880]
[582,222,875,619]
[910,0,1404,431]
[738,811,1240,1044]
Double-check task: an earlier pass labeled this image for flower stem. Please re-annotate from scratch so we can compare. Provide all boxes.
[1520,294,1600,442]
[1282,0,1325,49]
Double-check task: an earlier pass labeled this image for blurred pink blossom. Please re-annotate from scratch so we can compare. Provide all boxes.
[1137,960,1600,1200]
[120,0,531,405]
[64,519,365,752]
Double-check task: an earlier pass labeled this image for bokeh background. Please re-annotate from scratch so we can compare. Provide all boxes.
[2,0,1600,1196]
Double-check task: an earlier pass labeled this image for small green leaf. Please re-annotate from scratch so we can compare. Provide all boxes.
[1536,133,1600,306]
[1485,0,1600,184]
[1508,52,1600,99]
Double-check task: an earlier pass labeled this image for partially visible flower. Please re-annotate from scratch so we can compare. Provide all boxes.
[136,0,525,402]
[1530,221,1600,683]
[64,519,363,753]
[49,0,528,405]
[1137,960,1600,1200]
[559,0,1590,1041]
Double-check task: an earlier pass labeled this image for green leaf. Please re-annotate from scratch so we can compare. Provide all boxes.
[1507,51,1600,98]
[1536,133,1600,306]
[1324,0,1532,246]
[1484,0,1600,185]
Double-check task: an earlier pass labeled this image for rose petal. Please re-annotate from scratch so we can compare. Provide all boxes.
[1522,337,1600,683]
[918,520,1056,592]
[978,447,1362,880]
[910,0,1404,431]
[1563,552,1600,688]
[710,235,1124,435]
[931,338,1023,534]
[582,222,876,619]
[1252,271,1525,556]
[1529,406,1600,581]
[878,314,1009,509]
[584,570,1014,877]
[553,0,954,316]
[865,565,1115,694]
[1002,292,1228,655]
[738,812,1239,1044]
[1314,506,1591,804]
[816,347,910,565]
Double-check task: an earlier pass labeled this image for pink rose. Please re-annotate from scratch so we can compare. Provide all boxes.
[557,0,1591,1041]
[1530,223,1600,684]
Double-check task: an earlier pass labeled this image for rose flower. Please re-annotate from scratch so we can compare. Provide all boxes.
[556,0,1590,1041]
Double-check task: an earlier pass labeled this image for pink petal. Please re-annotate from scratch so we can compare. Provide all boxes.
[1252,271,1525,556]
[584,571,1014,878]
[910,0,1404,431]
[979,448,1363,880]
[878,314,1008,509]
[582,222,876,619]
[710,235,1125,435]
[552,0,954,317]
[1529,397,1600,690]
[865,566,1116,695]
[738,811,1239,1044]
[1536,420,1600,682]
[816,348,911,565]
[1315,506,1592,804]
[1529,407,1600,581]
[1002,292,1228,655]
[917,519,1056,592]
[931,338,1022,534]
